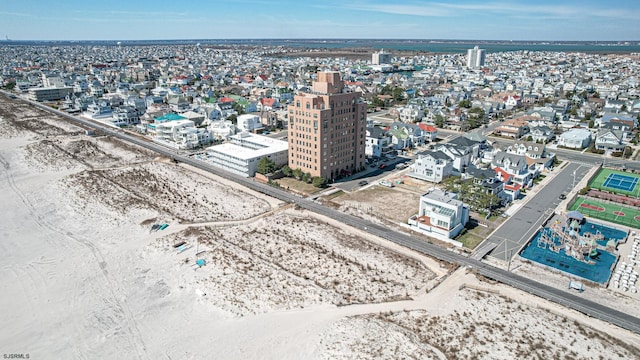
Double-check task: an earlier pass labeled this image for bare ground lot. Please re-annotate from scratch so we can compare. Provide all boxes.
[326,185,421,224]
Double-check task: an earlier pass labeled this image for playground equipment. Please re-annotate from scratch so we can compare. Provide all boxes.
[537,213,605,265]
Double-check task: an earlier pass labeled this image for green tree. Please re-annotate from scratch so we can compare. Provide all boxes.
[458,99,472,108]
[371,96,385,108]
[3,81,16,90]
[302,172,312,183]
[435,114,446,128]
[392,87,404,102]
[227,114,237,125]
[312,176,328,188]
[292,168,304,180]
[256,157,276,174]
[281,165,292,177]
[588,119,595,128]
[233,102,245,115]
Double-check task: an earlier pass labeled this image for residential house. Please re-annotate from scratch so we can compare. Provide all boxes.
[493,118,529,139]
[433,136,482,173]
[365,126,394,158]
[529,125,555,143]
[181,110,206,126]
[600,121,632,140]
[208,120,236,140]
[418,124,438,142]
[397,103,425,123]
[408,188,470,244]
[153,119,210,149]
[557,128,592,149]
[85,100,113,120]
[111,106,141,126]
[506,140,554,170]
[167,96,191,112]
[492,151,534,187]
[594,129,626,152]
[236,114,263,133]
[435,143,472,173]
[388,122,427,149]
[464,164,508,205]
[408,151,454,183]
[528,106,557,123]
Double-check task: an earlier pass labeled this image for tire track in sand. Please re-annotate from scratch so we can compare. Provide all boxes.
[0,153,149,359]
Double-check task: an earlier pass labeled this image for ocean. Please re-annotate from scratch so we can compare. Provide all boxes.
[2,39,640,54]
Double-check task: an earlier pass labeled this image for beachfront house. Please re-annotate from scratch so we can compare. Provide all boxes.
[408,188,470,244]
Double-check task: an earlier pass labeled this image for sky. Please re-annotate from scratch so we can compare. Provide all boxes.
[1,0,639,41]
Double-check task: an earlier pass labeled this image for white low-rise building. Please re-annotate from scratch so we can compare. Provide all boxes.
[28,86,73,102]
[205,132,288,177]
[153,119,210,149]
[408,151,454,183]
[208,120,237,141]
[557,128,592,149]
[408,188,470,245]
[236,114,264,132]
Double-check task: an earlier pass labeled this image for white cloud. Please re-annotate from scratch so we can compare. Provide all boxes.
[345,1,640,20]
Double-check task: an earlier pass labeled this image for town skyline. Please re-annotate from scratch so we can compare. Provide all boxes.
[2,0,639,42]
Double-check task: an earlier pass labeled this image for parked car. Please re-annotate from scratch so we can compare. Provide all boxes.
[396,163,407,170]
[379,164,387,169]
[559,193,567,200]
[358,180,368,186]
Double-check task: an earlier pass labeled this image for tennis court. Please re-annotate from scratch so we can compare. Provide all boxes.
[602,173,638,192]
[589,168,640,196]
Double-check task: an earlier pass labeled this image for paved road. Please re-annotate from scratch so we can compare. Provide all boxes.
[482,163,591,261]
[6,92,640,335]
[332,158,412,192]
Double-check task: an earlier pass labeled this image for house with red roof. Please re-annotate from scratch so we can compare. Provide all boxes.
[258,97,279,111]
[419,124,438,142]
[503,183,522,202]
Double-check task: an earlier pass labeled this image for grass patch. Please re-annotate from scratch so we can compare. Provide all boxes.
[458,232,485,250]
[323,190,345,201]
[276,177,322,195]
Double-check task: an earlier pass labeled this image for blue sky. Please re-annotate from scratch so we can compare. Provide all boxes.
[1,0,638,41]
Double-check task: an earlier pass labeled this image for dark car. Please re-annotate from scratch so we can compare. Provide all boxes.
[358,180,368,186]
[559,193,567,200]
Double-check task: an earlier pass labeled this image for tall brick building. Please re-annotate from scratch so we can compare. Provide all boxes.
[288,71,366,180]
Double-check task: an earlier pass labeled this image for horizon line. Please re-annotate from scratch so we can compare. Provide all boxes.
[1,38,639,43]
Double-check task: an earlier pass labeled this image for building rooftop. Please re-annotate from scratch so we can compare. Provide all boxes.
[207,132,288,161]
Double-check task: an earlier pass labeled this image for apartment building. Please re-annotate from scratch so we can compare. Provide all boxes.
[288,71,366,180]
